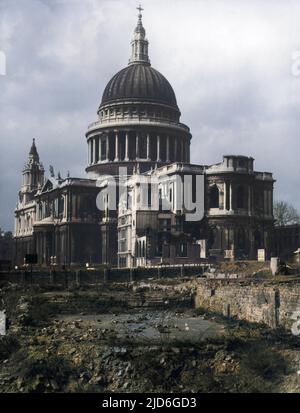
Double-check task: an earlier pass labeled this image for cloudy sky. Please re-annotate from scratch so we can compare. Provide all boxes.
[1,0,300,231]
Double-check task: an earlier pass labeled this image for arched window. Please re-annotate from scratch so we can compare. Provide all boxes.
[209,185,219,209]
[237,185,245,209]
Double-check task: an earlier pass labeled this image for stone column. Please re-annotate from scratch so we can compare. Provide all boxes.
[90,139,93,164]
[229,183,233,211]
[248,185,252,215]
[223,182,227,211]
[271,189,274,216]
[166,136,170,162]
[90,140,93,164]
[180,140,183,162]
[88,140,91,165]
[63,194,68,219]
[136,132,140,159]
[157,135,161,162]
[99,136,102,162]
[229,227,235,251]
[106,135,109,160]
[146,133,150,161]
[125,132,129,161]
[174,138,178,162]
[185,141,189,162]
[93,138,97,164]
[187,140,191,163]
[114,131,119,162]
[263,190,267,215]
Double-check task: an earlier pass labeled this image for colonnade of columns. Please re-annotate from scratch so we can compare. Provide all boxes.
[222,182,251,213]
[15,211,35,236]
[221,182,272,217]
[88,131,190,165]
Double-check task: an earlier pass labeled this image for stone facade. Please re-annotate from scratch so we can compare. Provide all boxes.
[117,163,205,268]
[204,155,275,261]
[14,141,102,266]
[117,156,275,268]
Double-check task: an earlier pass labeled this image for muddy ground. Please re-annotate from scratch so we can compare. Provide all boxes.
[1,280,300,393]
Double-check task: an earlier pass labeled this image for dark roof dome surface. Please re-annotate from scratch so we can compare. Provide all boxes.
[100,63,178,109]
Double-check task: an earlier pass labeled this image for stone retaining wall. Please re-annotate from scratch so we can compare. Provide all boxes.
[195,279,300,329]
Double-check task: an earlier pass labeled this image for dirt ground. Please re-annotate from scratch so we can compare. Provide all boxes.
[1,281,300,393]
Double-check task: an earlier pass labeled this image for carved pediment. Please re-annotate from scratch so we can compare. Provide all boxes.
[40,179,54,193]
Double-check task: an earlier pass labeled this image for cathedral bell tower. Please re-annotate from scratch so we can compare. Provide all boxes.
[20,139,44,204]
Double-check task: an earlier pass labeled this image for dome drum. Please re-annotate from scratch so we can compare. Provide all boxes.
[98,101,181,124]
[86,129,190,170]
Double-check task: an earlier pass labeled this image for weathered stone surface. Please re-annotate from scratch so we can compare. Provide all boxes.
[195,279,300,329]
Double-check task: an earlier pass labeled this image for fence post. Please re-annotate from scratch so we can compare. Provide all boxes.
[130,268,135,282]
[181,264,185,278]
[22,270,26,286]
[49,270,55,284]
[64,271,68,289]
[75,270,82,287]
[103,268,109,283]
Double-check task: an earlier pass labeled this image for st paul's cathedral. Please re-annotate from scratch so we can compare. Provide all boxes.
[13,8,275,268]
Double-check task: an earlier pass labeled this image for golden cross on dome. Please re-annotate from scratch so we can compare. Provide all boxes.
[137,4,143,18]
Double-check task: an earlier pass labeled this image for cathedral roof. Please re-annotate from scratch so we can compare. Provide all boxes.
[100,63,178,109]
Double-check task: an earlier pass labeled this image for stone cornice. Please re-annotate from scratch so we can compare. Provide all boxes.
[86,118,190,137]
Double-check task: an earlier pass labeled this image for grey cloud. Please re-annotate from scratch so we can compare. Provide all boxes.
[1,0,300,230]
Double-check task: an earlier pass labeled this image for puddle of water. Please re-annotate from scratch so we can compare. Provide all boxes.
[58,310,225,344]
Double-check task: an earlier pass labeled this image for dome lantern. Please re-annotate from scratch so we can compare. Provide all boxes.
[129,5,150,66]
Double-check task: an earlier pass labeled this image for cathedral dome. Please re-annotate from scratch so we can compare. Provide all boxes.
[86,7,191,178]
[100,63,178,109]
